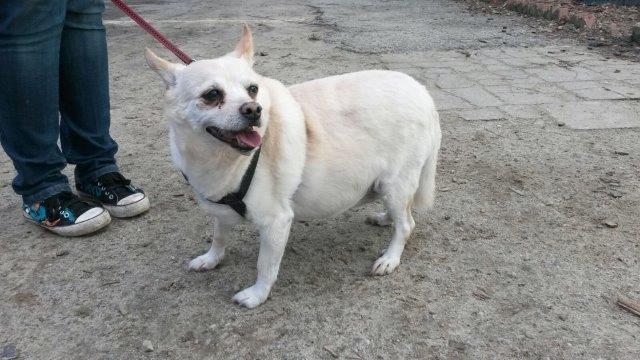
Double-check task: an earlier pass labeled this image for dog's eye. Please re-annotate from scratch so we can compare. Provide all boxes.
[202,88,221,103]
[247,84,259,96]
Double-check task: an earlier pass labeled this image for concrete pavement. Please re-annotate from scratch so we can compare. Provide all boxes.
[402,46,640,128]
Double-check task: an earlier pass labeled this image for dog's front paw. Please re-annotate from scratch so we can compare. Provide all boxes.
[370,253,400,276]
[232,285,269,308]
[188,252,223,271]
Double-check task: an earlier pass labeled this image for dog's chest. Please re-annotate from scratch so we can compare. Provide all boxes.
[169,129,241,202]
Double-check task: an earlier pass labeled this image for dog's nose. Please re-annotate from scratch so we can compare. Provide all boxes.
[239,102,262,125]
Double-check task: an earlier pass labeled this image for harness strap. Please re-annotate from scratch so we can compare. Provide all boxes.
[213,148,261,217]
[183,148,261,217]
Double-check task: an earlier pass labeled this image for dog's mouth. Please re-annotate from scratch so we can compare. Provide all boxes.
[205,125,262,152]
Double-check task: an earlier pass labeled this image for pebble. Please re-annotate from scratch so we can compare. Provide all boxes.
[632,23,640,43]
[604,221,618,228]
[55,249,69,257]
[142,340,154,352]
[117,302,128,316]
[1,344,17,360]
[75,306,92,318]
[608,190,623,199]
[557,121,565,127]
[448,339,467,351]
[179,331,195,343]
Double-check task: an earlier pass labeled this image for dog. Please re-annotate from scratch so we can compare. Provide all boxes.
[145,25,441,308]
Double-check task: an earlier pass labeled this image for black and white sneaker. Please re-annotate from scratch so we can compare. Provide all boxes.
[77,172,150,218]
[23,191,111,236]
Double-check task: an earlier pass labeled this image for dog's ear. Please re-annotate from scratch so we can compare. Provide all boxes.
[232,24,254,65]
[144,48,183,87]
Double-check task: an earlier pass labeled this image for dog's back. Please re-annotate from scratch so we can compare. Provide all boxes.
[288,70,441,219]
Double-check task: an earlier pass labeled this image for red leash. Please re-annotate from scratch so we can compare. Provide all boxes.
[109,0,194,64]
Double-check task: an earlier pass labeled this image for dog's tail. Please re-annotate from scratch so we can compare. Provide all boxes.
[413,118,441,212]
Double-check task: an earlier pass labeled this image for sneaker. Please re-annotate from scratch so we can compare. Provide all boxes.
[77,172,150,218]
[23,191,111,236]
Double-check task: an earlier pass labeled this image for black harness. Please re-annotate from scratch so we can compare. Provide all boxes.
[182,148,261,217]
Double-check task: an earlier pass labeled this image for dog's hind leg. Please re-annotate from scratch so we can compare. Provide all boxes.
[366,212,392,227]
[189,218,232,271]
[370,185,416,276]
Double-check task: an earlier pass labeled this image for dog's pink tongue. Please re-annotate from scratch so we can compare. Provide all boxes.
[237,130,262,148]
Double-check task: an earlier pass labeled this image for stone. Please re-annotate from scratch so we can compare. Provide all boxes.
[75,306,92,318]
[180,331,195,343]
[142,340,154,352]
[116,302,128,316]
[632,23,640,43]
[448,339,467,352]
[1,345,18,360]
[604,221,618,228]
[55,249,69,257]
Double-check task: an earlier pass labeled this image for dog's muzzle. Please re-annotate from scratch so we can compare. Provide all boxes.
[205,125,262,152]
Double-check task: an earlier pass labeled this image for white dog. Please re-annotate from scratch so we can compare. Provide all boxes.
[145,25,441,308]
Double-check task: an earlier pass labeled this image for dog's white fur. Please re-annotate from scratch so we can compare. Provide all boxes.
[145,25,441,308]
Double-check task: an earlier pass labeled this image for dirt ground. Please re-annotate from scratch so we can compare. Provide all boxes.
[1,1,639,359]
[461,0,640,59]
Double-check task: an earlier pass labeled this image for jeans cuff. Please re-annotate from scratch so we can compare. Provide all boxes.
[22,183,72,205]
[75,164,119,185]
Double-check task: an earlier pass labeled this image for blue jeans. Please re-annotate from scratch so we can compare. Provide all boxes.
[0,0,118,204]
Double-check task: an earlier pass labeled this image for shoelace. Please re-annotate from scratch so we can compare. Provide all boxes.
[42,192,92,221]
[97,172,132,191]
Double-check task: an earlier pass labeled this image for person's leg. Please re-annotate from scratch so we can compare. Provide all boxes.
[60,0,149,218]
[0,1,72,204]
[0,1,112,236]
[59,0,119,185]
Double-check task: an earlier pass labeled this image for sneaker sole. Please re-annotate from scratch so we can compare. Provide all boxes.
[78,192,150,218]
[24,209,111,237]
[104,196,150,218]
